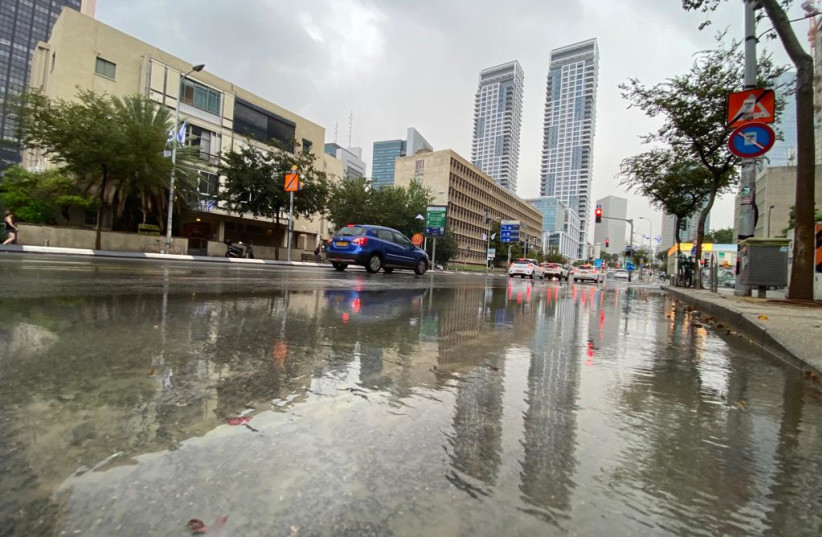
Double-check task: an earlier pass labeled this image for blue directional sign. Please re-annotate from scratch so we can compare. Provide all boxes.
[728,122,775,159]
[500,220,520,243]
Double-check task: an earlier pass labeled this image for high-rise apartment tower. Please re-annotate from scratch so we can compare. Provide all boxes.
[471,60,524,192]
[539,39,599,258]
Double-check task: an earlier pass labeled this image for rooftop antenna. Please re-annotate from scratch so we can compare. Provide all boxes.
[348,110,353,148]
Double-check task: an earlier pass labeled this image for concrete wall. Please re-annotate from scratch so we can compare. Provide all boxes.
[17,223,189,252]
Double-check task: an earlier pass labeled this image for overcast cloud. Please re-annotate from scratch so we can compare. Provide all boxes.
[98,0,811,239]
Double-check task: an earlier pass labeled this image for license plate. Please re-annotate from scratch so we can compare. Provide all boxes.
[335,241,348,247]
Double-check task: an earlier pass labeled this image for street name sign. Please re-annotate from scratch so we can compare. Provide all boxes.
[500,220,520,243]
[727,89,775,128]
[425,205,447,237]
[487,247,496,260]
[728,122,775,159]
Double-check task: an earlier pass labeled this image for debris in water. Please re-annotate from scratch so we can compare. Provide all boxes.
[187,516,227,534]
[226,417,251,426]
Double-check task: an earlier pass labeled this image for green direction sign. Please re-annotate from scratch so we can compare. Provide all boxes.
[425,205,447,237]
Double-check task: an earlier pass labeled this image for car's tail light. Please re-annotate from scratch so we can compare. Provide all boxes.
[528,264,533,269]
[352,237,368,246]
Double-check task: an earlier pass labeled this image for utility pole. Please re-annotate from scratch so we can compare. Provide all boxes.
[735,0,758,296]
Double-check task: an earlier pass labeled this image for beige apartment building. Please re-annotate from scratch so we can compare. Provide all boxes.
[394,150,542,266]
[25,8,342,256]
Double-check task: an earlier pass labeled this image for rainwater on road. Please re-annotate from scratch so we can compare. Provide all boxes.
[1,255,820,536]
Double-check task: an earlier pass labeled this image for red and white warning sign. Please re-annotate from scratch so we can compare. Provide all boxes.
[727,89,775,128]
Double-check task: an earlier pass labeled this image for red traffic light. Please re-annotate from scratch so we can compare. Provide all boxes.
[595,206,602,223]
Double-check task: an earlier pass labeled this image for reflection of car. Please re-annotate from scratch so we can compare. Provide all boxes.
[325,289,425,323]
[541,262,568,280]
[572,264,601,283]
[325,225,429,275]
[509,258,544,279]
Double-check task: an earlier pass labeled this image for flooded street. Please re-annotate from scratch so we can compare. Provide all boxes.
[1,255,821,536]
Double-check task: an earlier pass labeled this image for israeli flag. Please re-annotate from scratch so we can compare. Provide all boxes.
[176,121,187,144]
[167,127,175,144]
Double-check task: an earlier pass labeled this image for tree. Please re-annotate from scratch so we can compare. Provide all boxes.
[619,149,713,261]
[782,204,822,235]
[326,178,432,238]
[19,91,195,248]
[0,166,94,223]
[705,227,734,243]
[681,0,815,299]
[423,229,458,267]
[219,140,329,259]
[620,37,785,287]
[542,248,567,264]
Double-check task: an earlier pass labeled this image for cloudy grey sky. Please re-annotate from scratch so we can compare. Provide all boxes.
[98,0,811,240]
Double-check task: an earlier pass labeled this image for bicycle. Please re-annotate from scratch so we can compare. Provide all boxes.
[142,239,183,255]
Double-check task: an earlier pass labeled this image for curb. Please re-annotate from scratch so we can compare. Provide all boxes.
[663,286,820,378]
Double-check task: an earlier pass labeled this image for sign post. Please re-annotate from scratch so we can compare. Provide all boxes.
[285,165,300,262]
[500,220,520,265]
[425,205,447,269]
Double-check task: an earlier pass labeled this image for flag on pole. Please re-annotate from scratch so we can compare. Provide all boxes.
[491,233,496,240]
[167,127,175,144]
[414,214,425,221]
[481,232,487,240]
[176,121,187,144]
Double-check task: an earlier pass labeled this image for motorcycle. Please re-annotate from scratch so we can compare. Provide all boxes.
[224,240,254,259]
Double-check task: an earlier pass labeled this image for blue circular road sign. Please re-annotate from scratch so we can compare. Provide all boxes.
[728,122,775,158]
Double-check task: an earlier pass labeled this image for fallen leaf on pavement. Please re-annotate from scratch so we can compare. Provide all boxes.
[758,315,769,320]
[187,516,227,534]
[226,417,251,426]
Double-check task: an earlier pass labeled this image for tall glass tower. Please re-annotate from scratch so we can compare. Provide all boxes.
[471,60,524,193]
[0,0,93,171]
[539,39,599,258]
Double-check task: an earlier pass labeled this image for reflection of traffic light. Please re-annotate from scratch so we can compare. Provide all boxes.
[595,205,602,223]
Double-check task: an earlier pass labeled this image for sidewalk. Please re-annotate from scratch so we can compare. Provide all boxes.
[664,286,822,378]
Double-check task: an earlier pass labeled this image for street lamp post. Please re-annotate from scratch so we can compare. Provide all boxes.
[638,216,653,276]
[767,205,775,237]
[165,63,205,254]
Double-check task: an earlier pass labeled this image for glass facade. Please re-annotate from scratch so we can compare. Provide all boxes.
[768,71,797,167]
[371,139,405,188]
[0,0,83,170]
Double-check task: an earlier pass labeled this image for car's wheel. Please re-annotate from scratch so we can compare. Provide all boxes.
[224,252,231,258]
[383,267,394,274]
[365,253,382,273]
[332,262,347,271]
[574,278,578,282]
[509,274,514,278]
[530,273,534,279]
[413,259,428,275]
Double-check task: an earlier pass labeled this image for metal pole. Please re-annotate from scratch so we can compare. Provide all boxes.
[432,237,437,271]
[628,219,634,282]
[164,88,183,255]
[287,190,294,262]
[735,0,757,296]
[486,224,491,271]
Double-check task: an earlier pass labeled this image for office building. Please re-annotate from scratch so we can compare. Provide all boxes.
[470,60,524,192]
[539,39,599,258]
[754,165,822,237]
[324,143,365,179]
[768,71,797,167]
[394,149,542,267]
[525,196,581,261]
[0,0,95,170]
[26,8,343,255]
[592,195,627,255]
[371,127,431,188]
[660,208,710,251]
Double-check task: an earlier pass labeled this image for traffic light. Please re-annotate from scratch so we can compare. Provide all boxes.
[595,205,602,223]
[605,238,610,248]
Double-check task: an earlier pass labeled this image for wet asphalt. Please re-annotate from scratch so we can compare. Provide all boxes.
[1,254,821,536]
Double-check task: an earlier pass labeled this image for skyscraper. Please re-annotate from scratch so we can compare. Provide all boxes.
[539,39,599,258]
[371,127,431,188]
[471,60,524,192]
[0,0,95,170]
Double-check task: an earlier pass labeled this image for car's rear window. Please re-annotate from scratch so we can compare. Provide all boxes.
[335,226,366,237]
[579,265,593,269]
[513,259,535,265]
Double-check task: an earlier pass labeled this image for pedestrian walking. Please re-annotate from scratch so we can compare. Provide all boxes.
[3,211,17,245]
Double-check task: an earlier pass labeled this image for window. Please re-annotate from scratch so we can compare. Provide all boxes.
[187,125,220,163]
[233,98,296,148]
[181,78,220,115]
[197,171,219,198]
[85,211,98,226]
[301,138,312,154]
[95,57,116,79]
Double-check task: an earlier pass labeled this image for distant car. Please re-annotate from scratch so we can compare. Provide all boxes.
[572,264,601,283]
[509,258,544,279]
[612,269,630,280]
[325,225,429,275]
[542,262,569,281]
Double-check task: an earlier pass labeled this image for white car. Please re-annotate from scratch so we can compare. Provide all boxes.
[509,258,544,279]
[541,262,569,281]
[572,264,601,283]
[612,269,630,280]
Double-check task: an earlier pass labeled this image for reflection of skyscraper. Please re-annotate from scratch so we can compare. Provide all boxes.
[519,292,581,519]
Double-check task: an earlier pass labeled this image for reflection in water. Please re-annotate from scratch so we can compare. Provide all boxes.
[1,266,822,536]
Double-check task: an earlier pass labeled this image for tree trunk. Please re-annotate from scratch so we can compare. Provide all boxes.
[95,172,106,250]
[693,182,718,289]
[759,0,815,299]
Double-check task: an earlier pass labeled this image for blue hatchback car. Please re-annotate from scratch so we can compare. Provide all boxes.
[326,225,429,275]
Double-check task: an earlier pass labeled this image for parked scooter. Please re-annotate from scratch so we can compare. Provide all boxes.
[224,240,254,259]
